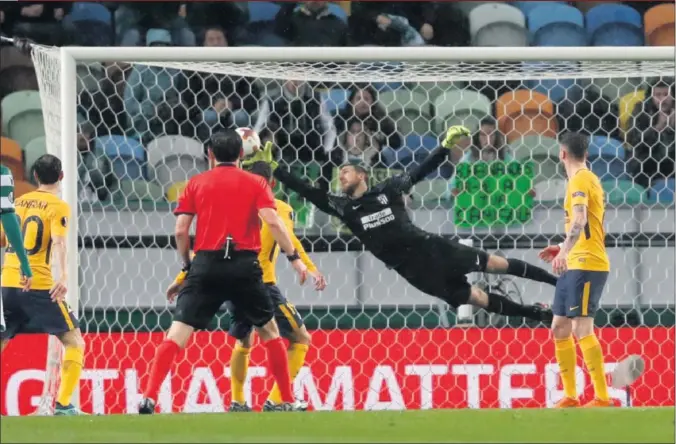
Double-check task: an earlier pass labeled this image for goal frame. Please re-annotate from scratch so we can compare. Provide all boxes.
[57,45,674,319]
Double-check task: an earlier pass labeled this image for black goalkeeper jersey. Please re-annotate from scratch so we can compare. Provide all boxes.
[273,147,449,268]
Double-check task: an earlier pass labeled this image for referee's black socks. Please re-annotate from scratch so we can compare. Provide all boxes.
[506,258,558,286]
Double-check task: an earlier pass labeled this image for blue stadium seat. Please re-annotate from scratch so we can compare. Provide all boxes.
[320,89,349,114]
[529,4,587,46]
[68,2,111,25]
[524,62,581,102]
[513,1,567,16]
[380,134,437,169]
[588,136,627,181]
[247,1,281,23]
[293,3,347,23]
[586,3,643,46]
[95,135,146,181]
[649,178,675,204]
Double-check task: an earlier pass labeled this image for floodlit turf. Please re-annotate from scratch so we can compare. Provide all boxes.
[1,408,673,443]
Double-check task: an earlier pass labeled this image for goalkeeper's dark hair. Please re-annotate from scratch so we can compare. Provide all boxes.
[248,161,273,183]
[559,131,589,161]
[33,154,62,185]
[208,130,242,163]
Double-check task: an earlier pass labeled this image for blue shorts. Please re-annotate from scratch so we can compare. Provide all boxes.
[553,270,608,318]
[1,287,79,340]
[228,284,303,341]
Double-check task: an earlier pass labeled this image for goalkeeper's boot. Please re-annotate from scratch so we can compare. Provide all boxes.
[138,398,156,415]
[228,402,252,413]
[54,402,89,416]
[529,303,553,324]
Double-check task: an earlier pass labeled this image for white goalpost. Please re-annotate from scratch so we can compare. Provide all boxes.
[16,44,675,414]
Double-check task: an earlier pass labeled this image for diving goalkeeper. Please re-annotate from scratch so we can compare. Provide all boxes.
[248,126,556,321]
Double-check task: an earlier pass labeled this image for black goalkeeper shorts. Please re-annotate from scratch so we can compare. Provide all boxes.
[174,251,274,330]
[393,234,489,307]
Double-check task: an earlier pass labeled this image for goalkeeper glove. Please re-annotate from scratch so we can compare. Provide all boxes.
[442,125,471,149]
[241,141,278,171]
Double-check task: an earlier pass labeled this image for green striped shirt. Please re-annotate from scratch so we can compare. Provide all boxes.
[0,164,15,214]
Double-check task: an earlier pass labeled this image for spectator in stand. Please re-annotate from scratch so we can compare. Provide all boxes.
[331,118,387,169]
[77,120,117,202]
[256,80,333,171]
[627,78,675,189]
[334,85,402,150]
[349,2,468,47]
[124,29,189,144]
[116,2,195,46]
[274,2,348,47]
[447,117,510,193]
[79,62,130,137]
[188,2,248,45]
[185,26,261,144]
[4,3,72,46]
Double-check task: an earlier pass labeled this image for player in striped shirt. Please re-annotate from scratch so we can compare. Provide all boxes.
[0,164,33,332]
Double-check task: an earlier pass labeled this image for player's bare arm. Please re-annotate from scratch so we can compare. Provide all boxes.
[552,204,588,275]
[289,219,326,291]
[259,208,308,284]
[175,214,194,269]
[49,234,68,302]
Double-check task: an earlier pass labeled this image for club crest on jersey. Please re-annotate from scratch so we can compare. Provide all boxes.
[377,194,388,205]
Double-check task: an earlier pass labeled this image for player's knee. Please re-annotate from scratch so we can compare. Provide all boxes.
[572,317,595,339]
[485,255,508,274]
[293,327,311,346]
[165,321,194,348]
[468,286,488,308]
[60,329,85,350]
[237,332,254,349]
[551,316,573,339]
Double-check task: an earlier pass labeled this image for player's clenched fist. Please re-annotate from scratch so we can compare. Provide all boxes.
[442,125,471,149]
[538,244,561,263]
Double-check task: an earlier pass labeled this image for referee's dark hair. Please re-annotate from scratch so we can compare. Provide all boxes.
[559,132,589,161]
[33,154,62,185]
[208,130,243,163]
[247,161,273,184]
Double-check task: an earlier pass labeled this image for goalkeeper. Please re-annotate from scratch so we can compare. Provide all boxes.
[249,126,556,321]
[167,161,326,412]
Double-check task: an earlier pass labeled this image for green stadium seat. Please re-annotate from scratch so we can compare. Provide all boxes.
[434,90,491,134]
[409,81,466,103]
[378,90,432,135]
[1,91,44,149]
[411,178,451,206]
[113,179,164,203]
[603,179,647,205]
[23,136,48,179]
[509,135,562,181]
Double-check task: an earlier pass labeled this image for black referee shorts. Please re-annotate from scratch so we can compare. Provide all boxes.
[174,251,274,330]
[393,234,489,308]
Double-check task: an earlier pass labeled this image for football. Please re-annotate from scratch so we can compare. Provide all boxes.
[235,127,261,158]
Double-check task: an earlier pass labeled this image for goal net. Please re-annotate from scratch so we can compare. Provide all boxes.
[1,46,674,415]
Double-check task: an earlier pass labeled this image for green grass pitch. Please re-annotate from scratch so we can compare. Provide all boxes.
[1,408,674,443]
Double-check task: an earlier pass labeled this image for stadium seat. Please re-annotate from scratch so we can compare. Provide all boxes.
[508,135,561,180]
[113,179,164,203]
[586,3,643,46]
[434,90,491,134]
[411,81,465,102]
[147,135,205,171]
[0,47,34,73]
[585,69,643,105]
[247,1,281,23]
[411,178,451,206]
[588,136,627,181]
[153,155,208,189]
[524,62,581,103]
[534,177,566,204]
[77,62,105,93]
[644,3,676,46]
[0,137,24,181]
[95,135,146,181]
[528,4,587,47]
[514,1,567,15]
[602,179,647,205]
[13,179,36,199]
[454,2,490,15]
[382,134,438,168]
[1,91,44,149]
[469,3,527,47]
[320,89,350,114]
[619,90,646,133]
[649,178,675,204]
[166,180,188,203]
[575,1,607,13]
[23,136,48,180]
[496,90,558,143]
[68,2,111,24]
[328,3,348,23]
[378,90,431,135]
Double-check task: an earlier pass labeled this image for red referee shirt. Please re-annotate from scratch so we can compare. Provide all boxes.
[174,164,276,252]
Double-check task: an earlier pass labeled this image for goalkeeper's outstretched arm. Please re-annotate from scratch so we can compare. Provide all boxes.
[273,168,338,217]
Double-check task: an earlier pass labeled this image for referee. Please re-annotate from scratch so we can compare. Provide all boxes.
[139,130,307,414]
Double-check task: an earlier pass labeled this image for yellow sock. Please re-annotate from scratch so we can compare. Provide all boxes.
[555,336,578,400]
[57,346,84,406]
[230,345,250,404]
[267,343,309,404]
[578,334,609,401]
